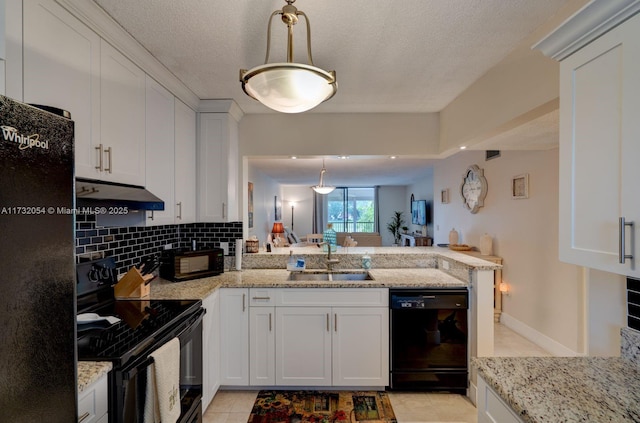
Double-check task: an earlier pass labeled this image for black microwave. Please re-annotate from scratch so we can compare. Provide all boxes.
[160,248,224,282]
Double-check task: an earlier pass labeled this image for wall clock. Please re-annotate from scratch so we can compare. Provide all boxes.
[460,164,488,214]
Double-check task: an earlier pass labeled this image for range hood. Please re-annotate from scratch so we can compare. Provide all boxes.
[75,178,164,211]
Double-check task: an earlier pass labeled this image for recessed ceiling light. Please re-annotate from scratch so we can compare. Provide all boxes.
[390,156,397,159]
[460,146,467,150]
[338,155,349,159]
[291,156,297,159]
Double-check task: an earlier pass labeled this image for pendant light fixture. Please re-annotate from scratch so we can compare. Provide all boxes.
[312,159,335,194]
[239,0,337,113]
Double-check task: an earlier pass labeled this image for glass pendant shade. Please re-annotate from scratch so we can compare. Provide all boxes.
[311,160,335,194]
[312,185,335,194]
[241,64,337,114]
[239,0,337,113]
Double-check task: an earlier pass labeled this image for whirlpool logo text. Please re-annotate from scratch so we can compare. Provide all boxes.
[1,125,49,150]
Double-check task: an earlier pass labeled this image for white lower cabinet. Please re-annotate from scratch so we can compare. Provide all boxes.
[243,288,388,388]
[202,290,220,411]
[332,307,389,386]
[219,288,249,386]
[477,375,523,423]
[276,307,333,386]
[77,373,108,423]
[249,306,276,386]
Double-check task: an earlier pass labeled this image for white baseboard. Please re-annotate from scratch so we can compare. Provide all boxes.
[500,312,583,357]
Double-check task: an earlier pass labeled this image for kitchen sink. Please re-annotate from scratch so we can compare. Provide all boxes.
[287,271,373,281]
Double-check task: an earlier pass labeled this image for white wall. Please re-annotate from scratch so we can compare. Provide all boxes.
[246,165,281,245]
[433,148,586,353]
[406,169,434,237]
[586,269,626,356]
[282,185,314,238]
[378,186,407,246]
[240,113,440,157]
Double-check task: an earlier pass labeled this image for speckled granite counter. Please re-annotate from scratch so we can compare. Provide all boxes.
[238,246,501,271]
[77,361,112,394]
[473,328,640,422]
[149,246,501,301]
[148,268,468,300]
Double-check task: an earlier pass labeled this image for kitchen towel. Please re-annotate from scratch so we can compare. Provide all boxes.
[144,337,181,423]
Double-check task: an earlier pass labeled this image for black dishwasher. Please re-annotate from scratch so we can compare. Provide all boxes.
[389,289,468,393]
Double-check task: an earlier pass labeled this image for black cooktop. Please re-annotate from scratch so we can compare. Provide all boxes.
[76,256,201,366]
[77,298,201,366]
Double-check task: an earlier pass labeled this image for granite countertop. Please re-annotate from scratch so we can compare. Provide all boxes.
[148,268,468,300]
[473,356,640,422]
[77,361,112,394]
[246,246,502,271]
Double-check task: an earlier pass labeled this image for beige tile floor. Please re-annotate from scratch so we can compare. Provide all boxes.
[203,323,551,423]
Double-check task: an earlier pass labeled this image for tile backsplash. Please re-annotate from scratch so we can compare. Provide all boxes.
[75,213,242,274]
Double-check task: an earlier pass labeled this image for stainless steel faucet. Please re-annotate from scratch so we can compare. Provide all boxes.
[320,242,340,271]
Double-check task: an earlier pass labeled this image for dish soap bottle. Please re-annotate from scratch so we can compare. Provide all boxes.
[288,250,295,269]
[362,252,371,270]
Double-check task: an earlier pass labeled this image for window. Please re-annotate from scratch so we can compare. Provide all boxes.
[326,187,377,233]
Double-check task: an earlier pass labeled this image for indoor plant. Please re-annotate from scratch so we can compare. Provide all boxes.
[386,211,405,245]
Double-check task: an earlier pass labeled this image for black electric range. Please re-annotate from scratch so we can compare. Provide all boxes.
[76,257,204,423]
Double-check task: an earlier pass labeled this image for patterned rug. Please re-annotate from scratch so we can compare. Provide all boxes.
[248,390,397,423]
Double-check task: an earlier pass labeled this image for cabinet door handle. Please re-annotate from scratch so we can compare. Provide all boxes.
[326,313,330,332]
[78,412,90,423]
[147,210,154,221]
[269,313,272,332]
[252,296,271,301]
[334,313,337,332]
[619,217,634,263]
[222,202,226,219]
[95,144,103,171]
[242,293,246,312]
[176,202,182,220]
[103,146,112,173]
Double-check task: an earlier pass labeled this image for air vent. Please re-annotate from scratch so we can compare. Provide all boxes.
[486,150,501,161]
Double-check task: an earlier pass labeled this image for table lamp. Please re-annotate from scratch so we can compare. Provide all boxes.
[271,222,285,247]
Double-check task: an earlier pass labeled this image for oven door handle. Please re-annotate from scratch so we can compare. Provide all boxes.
[122,308,205,381]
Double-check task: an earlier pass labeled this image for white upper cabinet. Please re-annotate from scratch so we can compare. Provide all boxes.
[535,3,640,277]
[22,0,100,179]
[537,5,640,277]
[197,111,239,222]
[145,75,175,225]
[22,1,146,186]
[174,99,197,224]
[100,39,146,186]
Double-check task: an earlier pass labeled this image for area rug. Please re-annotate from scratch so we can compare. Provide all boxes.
[248,390,397,423]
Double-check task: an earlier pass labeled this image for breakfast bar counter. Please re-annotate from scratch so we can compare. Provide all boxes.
[148,246,500,301]
[148,267,468,300]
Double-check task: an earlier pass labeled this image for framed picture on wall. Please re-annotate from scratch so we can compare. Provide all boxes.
[248,182,254,228]
[512,174,529,199]
[441,189,449,204]
[274,195,282,221]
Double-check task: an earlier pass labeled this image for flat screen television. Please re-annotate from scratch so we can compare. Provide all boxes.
[411,200,428,226]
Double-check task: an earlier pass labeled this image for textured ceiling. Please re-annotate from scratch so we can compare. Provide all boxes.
[92,0,570,185]
[93,0,570,114]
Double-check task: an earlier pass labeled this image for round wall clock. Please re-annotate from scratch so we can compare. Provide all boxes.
[460,164,488,214]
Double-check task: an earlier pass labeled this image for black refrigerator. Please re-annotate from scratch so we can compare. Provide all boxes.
[0,95,77,421]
